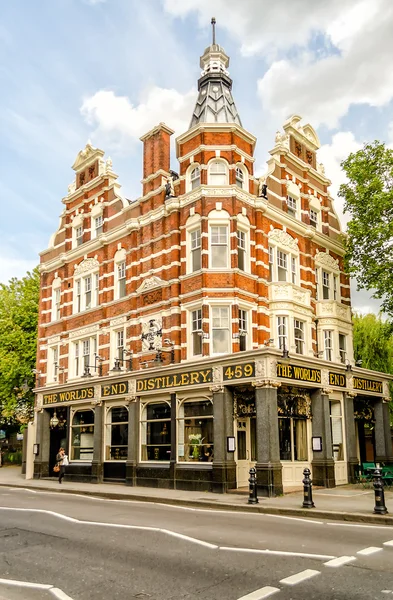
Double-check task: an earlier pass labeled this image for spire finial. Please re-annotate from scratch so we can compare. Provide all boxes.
[211,17,216,45]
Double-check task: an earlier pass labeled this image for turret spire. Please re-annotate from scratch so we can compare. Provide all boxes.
[211,17,216,45]
[189,19,242,128]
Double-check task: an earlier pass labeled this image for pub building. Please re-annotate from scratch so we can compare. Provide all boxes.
[32,25,393,495]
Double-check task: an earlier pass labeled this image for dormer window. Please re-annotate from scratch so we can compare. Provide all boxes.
[190,166,201,190]
[287,196,297,218]
[208,160,228,185]
[75,226,83,247]
[95,215,103,236]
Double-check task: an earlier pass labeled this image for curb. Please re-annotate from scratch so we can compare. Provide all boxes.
[1,481,392,525]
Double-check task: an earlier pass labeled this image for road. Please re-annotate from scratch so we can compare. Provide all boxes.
[0,487,392,599]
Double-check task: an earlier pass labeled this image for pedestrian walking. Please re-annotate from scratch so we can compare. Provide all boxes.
[55,447,68,484]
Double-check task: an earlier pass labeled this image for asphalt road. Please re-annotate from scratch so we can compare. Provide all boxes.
[0,487,392,599]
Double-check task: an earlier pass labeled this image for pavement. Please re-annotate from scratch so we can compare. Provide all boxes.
[0,465,392,524]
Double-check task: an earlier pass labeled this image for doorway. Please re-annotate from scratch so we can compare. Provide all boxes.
[48,408,68,476]
[236,418,256,488]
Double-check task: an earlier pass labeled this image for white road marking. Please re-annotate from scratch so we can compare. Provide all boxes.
[381,591,393,594]
[357,546,382,556]
[0,506,334,560]
[236,585,280,599]
[0,486,326,523]
[0,578,74,599]
[324,556,356,567]
[383,540,393,546]
[280,569,320,586]
[314,491,372,497]
[221,547,334,561]
[0,578,52,590]
[50,588,74,600]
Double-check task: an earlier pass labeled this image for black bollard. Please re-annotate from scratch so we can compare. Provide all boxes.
[302,467,315,508]
[248,467,259,504]
[373,468,388,515]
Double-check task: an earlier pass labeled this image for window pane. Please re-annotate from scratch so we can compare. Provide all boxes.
[279,418,291,460]
[212,246,228,268]
[294,419,308,461]
[141,402,171,461]
[177,400,213,462]
[212,328,229,354]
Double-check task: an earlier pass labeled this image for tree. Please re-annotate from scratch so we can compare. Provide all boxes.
[339,141,393,317]
[352,312,393,422]
[0,268,39,427]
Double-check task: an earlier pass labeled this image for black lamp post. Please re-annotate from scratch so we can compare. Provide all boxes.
[111,349,133,372]
[82,354,103,378]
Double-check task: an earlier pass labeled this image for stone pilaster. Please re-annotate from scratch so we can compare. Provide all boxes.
[383,402,393,463]
[211,386,236,493]
[343,393,359,483]
[169,393,176,488]
[311,389,335,487]
[126,398,139,486]
[33,409,50,479]
[254,384,282,497]
[91,402,103,483]
[375,398,389,463]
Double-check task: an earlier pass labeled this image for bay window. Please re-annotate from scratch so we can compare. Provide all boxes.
[277,316,287,351]
[73,336,97,377]
[210,226,228,268]
[324,330,333,361]
[238,309,248,351]
[190,166,201,190]
[208,160,228,185]
[339,333,346,364]
[140,402,171,461]
[212,306,230,354]
[177,399,213,462]
[105,406,128,460]
[277,251,288,281]
[191,309,202,356]
[190,228,201,272]
[294,320,305,354]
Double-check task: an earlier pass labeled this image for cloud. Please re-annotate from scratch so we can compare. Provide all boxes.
[318,132,362,229]
[0,252,37,285]
[163,0,360,57]
[80,87,196,149]
[257,1,393,128]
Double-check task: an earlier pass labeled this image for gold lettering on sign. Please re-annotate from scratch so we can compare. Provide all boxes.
[328,373,346,388]
[43,386,95,405]
[277,363,321,384]
[136,369,213,392]
[353,377,383,394]
[101,381,129,397]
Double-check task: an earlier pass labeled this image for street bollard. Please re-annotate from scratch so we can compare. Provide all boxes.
[248,467,259,504]
[302,467,315,508]
[373,468,388,515]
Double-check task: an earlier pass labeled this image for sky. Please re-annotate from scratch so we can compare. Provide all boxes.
[1,0,392,313]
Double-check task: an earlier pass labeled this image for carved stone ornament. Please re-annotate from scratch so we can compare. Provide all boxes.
[314,251,339,271]
[69,324,99,339]
[67,181,76,195]
[212,366,222,384]
[141,318,162,351]
[110,316,127,328]
[74,257,99,275]
[268,229,298,250]
[129,379,137,398]
[255,359,266,378]
[137,276,165,294]
[210,384,224,393]
[317,162,325,175]
[91,399,103,407]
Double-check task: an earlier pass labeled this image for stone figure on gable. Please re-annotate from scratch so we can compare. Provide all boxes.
[165,176,175,198]
[258,176,268,198]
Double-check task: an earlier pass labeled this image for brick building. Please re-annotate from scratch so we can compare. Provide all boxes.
[32,30,393,494]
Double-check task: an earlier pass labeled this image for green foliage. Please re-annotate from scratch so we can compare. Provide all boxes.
[2,450,23,465]
[352,313,393,421]
[339,141,393,317]
[0,268,39,426]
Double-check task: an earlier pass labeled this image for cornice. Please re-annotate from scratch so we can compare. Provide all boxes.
[178,144,255,165]
[176,122,257,154]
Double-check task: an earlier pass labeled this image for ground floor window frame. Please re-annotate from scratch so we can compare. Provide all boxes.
[104,403,129,461]
[140,399,171,462]
[70,406,95,462]
[277,388,312,463]
[176,396,214,463]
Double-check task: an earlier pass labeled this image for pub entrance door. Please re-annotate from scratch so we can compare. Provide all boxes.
[236,418,256,488]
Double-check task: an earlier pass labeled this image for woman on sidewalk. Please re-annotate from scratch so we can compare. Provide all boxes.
[55,447,66,484]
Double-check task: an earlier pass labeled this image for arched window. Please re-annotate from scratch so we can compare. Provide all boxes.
[105,406,128,460]
[190,166,201,190]
[114,248,127,300]
[140,401,171,461]
[71,409,95,461]
[235,166,244,188]
[177,399,213,462]
[208,160,228,185]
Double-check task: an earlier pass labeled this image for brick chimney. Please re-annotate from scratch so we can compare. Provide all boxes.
[140,123,174,196]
